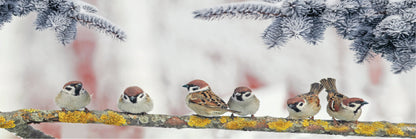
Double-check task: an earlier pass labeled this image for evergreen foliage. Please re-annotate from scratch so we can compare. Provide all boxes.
[194,0,416,73]
[0,0,126,45]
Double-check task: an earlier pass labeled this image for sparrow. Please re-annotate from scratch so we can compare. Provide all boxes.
[227,86,259,118]
[320,78,369,125]
[183,79,237,117]
[118,86,153,114]
[55,81,91,111]
[287,82,323,120]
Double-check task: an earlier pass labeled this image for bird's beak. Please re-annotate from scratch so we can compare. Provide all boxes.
[288,104,296,109]
[75,83,82,89]
[73,83,83,96]
[182,84,189,88]
[361,101,369,105]
[129,96,137,103]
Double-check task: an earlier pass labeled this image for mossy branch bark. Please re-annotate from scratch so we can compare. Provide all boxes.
[4,124,54,138]
[0,109,415,138]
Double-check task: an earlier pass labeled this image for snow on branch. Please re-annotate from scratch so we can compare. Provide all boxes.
[0,109,415,138]
[193,2,283,20]
[194,0,416,74]
[0,0,126,45]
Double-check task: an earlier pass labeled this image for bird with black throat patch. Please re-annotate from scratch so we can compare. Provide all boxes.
[227,86,259,118]
[320,78,369,125]
[118,86,153,114]
[182,79,238,117]
[287,82,323,120]
[55,81,91,112]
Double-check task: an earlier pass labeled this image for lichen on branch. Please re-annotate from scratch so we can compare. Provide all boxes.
[0,109,415,138]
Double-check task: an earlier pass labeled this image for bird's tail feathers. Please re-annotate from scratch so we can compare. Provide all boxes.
[309,82,324,95]
[320,78,337,93]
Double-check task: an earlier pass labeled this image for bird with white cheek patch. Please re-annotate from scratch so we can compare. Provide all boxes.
[118,86,153,114]
[228,86,259,118]
[320,78,369,125]
[183,79,238,117]
[287,82,323,120]
[55,81,91,112]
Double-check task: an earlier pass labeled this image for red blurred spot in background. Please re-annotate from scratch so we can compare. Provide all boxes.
[72,37,97,99]
[285,79,299,109]
[367,55,383,85]
[244,72,264,89]
[35,123,61,138]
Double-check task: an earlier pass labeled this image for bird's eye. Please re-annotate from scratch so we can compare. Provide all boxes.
[349,104,355,107]
[65,87,72,91]
[192,87,199,91]
[139,94,144,98]
[123,95,128,99]
[299,102,303,106]
[245,92,251,97]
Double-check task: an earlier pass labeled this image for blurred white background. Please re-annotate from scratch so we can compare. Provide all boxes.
[0,0,415,138]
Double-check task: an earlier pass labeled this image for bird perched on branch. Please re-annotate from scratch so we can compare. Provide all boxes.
[287,82,323,120]
[228,86,259,118]
[55,81,91,111]
[320,78,368,125]
[118,86,153,114]
[183,79,238,117]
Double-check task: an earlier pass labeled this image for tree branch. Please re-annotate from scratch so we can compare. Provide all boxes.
[193,2,283,20]
[4,124,54,138]
[1,0,126,45]
[0,109,415,138]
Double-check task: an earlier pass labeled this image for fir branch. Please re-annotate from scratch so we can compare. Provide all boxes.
[71,12,126,41]
[73,0,97,13]
[193,2,283,20]
[193,0,416,73]
[263,17,289,47]
[263,0,282,3]
[0,0,126,45]
[0,109,415,138]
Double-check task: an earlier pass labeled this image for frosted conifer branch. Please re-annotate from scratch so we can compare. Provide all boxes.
[0,0,126,45]
[194,0,416,73]
[72,12,126,41]
[263,18,289,47]
[263,0,282,3]
[73,0,97,13]
[193,2,283,20]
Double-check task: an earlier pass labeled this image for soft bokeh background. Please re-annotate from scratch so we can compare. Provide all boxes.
[0,0,415,138]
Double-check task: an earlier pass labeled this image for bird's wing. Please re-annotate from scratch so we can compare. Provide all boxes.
[329,94,349,112]
[188,90,228,109]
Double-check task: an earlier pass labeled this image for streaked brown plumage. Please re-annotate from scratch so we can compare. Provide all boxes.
[320,78,368,125]
[183,79,236,117]
[287,82,323,120]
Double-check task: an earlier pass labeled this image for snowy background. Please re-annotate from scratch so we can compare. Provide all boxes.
[0,0,415,138]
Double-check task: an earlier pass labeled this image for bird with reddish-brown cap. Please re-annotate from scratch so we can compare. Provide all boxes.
[118,86,153,114]
[320,78,369,125]
[183,79,238,117]
[55,81,91,111]
[227,86,259,118]
[287,82,323,120]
